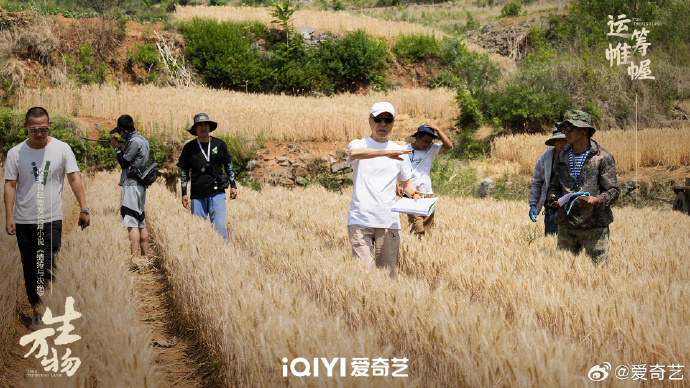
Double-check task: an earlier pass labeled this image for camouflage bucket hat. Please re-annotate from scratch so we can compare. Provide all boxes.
[556,109,596,135]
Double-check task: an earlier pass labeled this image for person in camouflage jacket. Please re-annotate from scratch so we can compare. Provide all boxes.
[546,109,620,265]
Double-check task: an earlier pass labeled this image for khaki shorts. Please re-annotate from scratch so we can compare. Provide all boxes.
[347,225,400,277]
[120,184,146,228]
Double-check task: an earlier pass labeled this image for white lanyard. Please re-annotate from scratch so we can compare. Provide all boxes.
[197,138,211,163]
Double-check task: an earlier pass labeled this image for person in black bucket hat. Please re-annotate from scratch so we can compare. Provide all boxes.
[528,128,567,236]
[186,112,217,135]
[177,113,237,241]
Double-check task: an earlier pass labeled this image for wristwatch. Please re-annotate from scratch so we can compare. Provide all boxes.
[80,208,90,215]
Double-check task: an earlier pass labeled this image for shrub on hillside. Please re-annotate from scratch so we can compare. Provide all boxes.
[63,40,107,85]
[392,33,438,64]
[181,20,389,94]
[500,1,521,18]
[127,43,161,83]
[314,30,391,93]
[214,132,265,180]
[268,37,329,93]
[434,37,500,96]
[179,18,269,90]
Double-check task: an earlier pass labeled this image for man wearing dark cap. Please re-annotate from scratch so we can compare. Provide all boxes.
[177,113,237,241]
[110,114,150,259]
[547,109,620,265]
[396,123,453,236]
[528,128,567,235]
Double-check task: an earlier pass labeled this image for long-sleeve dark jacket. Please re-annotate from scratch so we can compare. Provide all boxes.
[547,139,620,229]
[177,137,236,199]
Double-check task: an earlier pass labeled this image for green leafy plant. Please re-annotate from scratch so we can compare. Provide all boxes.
[314,30,390,93]
[214,133,263,180]
[392,33,438,64]
[500,1,521,18]
[270,0,297,47]
[179,18,269,90]
[63,41,107,85]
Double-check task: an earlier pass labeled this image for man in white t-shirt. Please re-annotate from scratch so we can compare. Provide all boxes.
[3,107,90,330]
[396,124,453,236]
[347,102,421,277]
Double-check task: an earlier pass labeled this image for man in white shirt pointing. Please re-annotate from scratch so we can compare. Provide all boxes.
[347,102,421,277]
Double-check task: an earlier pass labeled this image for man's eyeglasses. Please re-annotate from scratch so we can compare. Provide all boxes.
[28,126,50,134]
[372,117,394,124]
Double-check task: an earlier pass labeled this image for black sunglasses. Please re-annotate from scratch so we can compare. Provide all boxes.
[560,125,581,133]
[372,117,394,124]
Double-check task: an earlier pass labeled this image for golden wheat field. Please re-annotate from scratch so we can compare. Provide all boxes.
[18,86,457,142]
[174,5,445,39]
[2,169,688,387]
[492,127,690,174]
[0,176,158,387]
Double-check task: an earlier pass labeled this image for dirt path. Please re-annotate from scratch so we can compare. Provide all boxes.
[129,237,213,388]
[5,182,211,387]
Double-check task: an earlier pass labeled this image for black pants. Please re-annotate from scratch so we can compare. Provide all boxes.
[16,221,62,308]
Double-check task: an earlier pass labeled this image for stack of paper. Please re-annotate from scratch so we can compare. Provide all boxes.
[391,198,438,216]
[558,192,590,214]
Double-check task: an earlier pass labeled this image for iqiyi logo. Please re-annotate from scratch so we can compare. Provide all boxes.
[282,357,409,377]
[588,362,611,381]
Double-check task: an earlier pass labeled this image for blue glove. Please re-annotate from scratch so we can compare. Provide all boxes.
[529,206,537,222]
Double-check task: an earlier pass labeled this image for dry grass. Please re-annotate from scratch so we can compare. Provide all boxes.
[28,174,159,387]
[0,179,23,386]
[175,5,445,39]
[145,182,403,387]
[217,182,689,386]
[3,167,688,386]
[0,15,59,89]
[492,127,690,174]
[0,174,159,387]
[18,85,457,141]
[360,0,570,33]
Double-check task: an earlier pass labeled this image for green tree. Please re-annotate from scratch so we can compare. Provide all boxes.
[270,0,297,48]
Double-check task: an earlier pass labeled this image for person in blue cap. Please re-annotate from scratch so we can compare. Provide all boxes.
[396,123,453,236]
[177,113,237,241]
